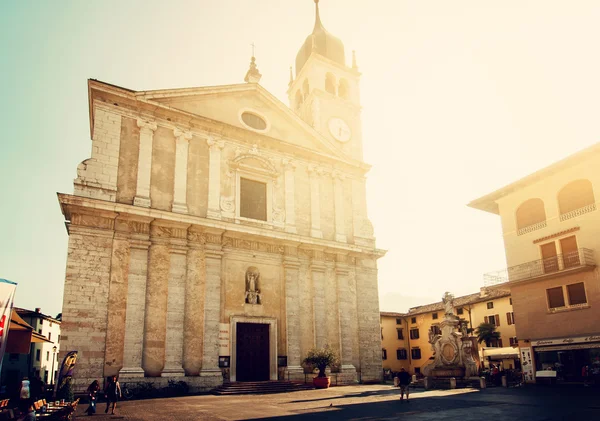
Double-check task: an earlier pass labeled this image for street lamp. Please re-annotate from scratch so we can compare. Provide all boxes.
[51,346,57,385]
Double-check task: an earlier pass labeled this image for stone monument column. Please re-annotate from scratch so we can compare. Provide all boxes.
[104,224,131,377]
[310,250,327,349]
[332,171,347,243]
[120,220,151,377]
[183,228,205,376]
[199,230,224,385]
[162,226,188,377]
[133,119,157,207]
[336,254,356,376]
[282,159,297,234]
[142,223,172,377]
[172,128,192,214]
[206,137,225,220]
[308,165,323,239]
[283,246,303,380]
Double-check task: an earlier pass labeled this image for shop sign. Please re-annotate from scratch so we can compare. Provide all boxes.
[520,347,534,382]
[531,335,600,347]
[218,323,230,356]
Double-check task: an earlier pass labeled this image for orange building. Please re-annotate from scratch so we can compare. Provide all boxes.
[470,143,600,383]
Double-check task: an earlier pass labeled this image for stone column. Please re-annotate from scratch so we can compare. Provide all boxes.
[104,228,131,377]
[336,254,356,375]
[172,128,192,214]
[282,159,297,234]
[355,258,383,383]
[206,137,225,220]
[162,227,188,377]
[183,228,205,376]
[199,230,223,384]
[308,165,323,239]
[120,221,151,377]
[333,171,347,243]
[133,119,157,207]
[311,251,327,349]
[142,224,171,377]
[283,246,303,379]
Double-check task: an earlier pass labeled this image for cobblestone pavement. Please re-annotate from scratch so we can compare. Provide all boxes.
[74,385,600,420]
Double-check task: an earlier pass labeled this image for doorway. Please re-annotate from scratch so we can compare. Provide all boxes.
[236,323,270,382]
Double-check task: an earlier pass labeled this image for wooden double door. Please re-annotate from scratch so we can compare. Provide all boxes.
[236,323,270,382]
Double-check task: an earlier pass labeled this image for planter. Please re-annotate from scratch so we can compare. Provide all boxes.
[313,376,331,389]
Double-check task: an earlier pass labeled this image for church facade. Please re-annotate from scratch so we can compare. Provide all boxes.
[58,2,385,391]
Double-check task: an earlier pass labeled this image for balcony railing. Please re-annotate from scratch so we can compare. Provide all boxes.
[484,248,596,286]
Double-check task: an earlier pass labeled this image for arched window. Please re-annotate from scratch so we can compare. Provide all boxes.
[295,91,303,109]
[338,78,349,99]
[325,73,336,95]
[302,79,310,98]
[516,198,546,232]
[558,179,595,215]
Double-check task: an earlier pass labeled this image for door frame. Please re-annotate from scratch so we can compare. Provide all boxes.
[230,316,277,382]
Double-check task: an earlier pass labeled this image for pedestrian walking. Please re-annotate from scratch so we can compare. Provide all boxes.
[86,380,100,415]
[104,375,122,415]
[398,368,411,402]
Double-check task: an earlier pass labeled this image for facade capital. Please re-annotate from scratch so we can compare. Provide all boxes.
[207,136,225,150]
[307,164,323,176]
[137,119,158,132]
[282,158,297,170]
[332,170,346,181]
[173,128,193,141]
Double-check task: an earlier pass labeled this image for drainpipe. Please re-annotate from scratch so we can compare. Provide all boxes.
[405,317,412,369]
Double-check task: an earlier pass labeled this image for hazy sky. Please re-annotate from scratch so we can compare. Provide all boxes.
[1,1,599,317]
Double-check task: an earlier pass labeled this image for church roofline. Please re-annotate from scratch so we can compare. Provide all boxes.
[87,79,370,172]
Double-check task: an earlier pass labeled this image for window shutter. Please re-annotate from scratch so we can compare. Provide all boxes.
[498,338,503,347]
[484,316,489,324]
[506,312,511,325]
[495,314,500,326]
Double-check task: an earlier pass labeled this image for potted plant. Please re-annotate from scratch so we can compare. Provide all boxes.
[303,346,339,389]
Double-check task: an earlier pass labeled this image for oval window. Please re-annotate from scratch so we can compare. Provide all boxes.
[241,112,267,131]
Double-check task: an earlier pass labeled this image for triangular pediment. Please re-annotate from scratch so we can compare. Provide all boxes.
[139,84,352,161]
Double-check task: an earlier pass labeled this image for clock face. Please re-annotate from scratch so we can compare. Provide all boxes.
[328,118,352,143]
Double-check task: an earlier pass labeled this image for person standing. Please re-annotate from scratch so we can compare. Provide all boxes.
[104,376,122,415]
[398,368,411,402]
[86,380,100,415]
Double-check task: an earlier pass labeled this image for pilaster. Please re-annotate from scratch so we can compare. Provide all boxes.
[310,250,327,349]
[283,245,303,379]
[133,119,157,208]
[172,128,192,214]
[308,165,323,239]
[336,253,356,375]
[283,159,297,234]
[333,171,347,243]
[206,137,225,220]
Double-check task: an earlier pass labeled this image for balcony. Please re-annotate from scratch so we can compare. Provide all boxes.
[484,248,596,286]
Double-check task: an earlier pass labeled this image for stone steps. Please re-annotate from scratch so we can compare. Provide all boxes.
[212,381,314,395]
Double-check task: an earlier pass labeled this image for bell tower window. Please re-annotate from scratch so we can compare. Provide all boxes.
[325,73,336,95]
[295,91,303,110]
[338,78,349,99]
[303,79,310,99]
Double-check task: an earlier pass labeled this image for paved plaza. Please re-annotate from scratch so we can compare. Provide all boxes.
[74,384,600,420]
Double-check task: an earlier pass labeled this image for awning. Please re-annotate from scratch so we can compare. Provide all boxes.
[6,309,52,353]
[482,347,519,360]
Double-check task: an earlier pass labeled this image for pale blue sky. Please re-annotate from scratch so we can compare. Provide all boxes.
[1,0,599,316]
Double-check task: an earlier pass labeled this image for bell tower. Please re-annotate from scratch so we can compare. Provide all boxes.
[288,0,363,160]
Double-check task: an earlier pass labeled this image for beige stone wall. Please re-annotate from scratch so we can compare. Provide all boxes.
[115,117,140,204]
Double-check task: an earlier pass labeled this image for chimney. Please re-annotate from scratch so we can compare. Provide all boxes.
[35,308,41,313]
[479,287,488,298]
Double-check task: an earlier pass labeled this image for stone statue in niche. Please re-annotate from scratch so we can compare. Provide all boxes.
[245,266,261,305]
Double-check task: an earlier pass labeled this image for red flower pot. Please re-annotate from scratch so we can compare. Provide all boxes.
[313,376,331,389]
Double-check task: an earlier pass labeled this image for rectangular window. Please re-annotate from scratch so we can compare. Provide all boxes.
[396,349,407,360]
[506,312,515,325]
[39,318,43,325]
[411,317,416,324]
[567,282,587,305]
[431,325,441,335]
[485,315,498,326]
[432,313,438,320]
[396,318,402,325]
[239,177,267,221]
[547,286,565,309]
[382,349,387,360]
[35,349,40,361]
[410,328,419,340]
[509,298,513,305]
[44,370,48,383]
[414,367,421,374]
[509,337,518,347]
[48,332,51,341]
[541,242,559,273]
[487,302,494,309]
[46,351,49,361]
[397,328,404,340]
[411,348,422,359]
[456,308,464,315]
[560,236,579,268]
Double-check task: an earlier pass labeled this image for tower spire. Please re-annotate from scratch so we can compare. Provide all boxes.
[313,0,323,32]
[288,66,294,86]
[244,53,262,84]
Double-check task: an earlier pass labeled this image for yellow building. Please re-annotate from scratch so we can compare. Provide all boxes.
[380,312,410,374]
[382,288,518,375]
[470,142,600,383]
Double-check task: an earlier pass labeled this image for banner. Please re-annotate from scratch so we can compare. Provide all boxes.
[54,350,78,397]
[0,279,17,373]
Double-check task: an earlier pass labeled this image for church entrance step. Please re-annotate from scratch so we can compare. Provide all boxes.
[212,381,314,395]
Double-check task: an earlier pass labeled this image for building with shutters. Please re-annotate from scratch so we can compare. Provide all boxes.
[57,1,385,392]
[469,142,600,383]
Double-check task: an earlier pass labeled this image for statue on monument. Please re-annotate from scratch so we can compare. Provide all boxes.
[245,266,261,305]
[442,291,454,317]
